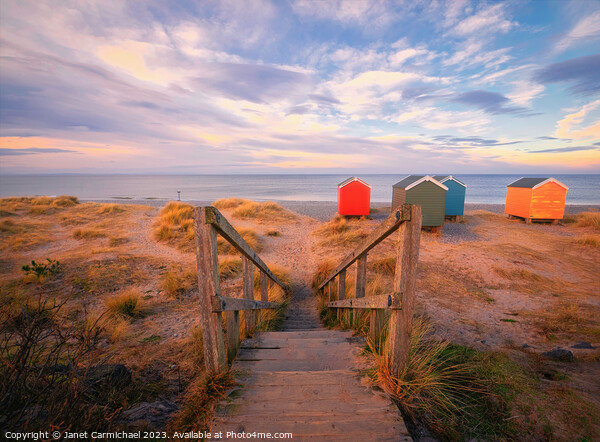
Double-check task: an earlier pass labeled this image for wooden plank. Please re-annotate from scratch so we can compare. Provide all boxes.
[388,204,421,375]
[194,207,226,373]
[212,295,279,312]
[318,205,411,289]
[355,255,367,298]
[260,272,269,302]
[328,280,335,302]
[369,310,385,343]
[327,294,402,309]
[226,311,240,362]
[203,206,286,289]
[338,269,346,301]
[242,257,255,332]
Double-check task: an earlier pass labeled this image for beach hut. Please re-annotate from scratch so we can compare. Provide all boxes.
[338,177,371,216]
[505,177,568,223]
[433,175,467,221]
[392,175,447,229]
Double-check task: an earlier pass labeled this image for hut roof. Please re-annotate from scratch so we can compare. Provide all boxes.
[507,177,568,190]
[393,175,448,191]
[338,176,371,188]
[433,175,467,188]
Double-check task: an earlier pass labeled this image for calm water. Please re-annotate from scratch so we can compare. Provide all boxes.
[0,174,599,204]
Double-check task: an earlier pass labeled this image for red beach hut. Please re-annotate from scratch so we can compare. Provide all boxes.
[337,177,371,216]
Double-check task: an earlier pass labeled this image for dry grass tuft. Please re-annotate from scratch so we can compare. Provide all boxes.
[167,370,234,432]
[161,267,197,298]
[105,288,144,318]
[254,263,292,290]
[98,203,126,214]
[217,228,262,254]
[266,229,281,237]
[312,214,368,248]
[575,234,600,247]
[536,302,583,337]
[153,202,195,251]
[213,198,247,209]
[575,211,600,231]
[369,256,397,276]
[73,228,107,240]
[372,317,527,440]
[232,201,296,221]
[311,259,336,289]
[0,218,52,251]
[219,257,242,280]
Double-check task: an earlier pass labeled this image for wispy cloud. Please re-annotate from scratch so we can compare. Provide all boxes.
[555,11,600,53]
[453,90,525,114]
[0,147,75,156]
[534,53,600,95]
[554,100,600,140]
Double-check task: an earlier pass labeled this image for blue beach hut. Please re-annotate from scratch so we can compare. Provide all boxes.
[433,175,466,220]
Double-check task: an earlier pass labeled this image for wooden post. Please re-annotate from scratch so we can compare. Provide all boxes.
[242,256,255,333]
[369,309,385,344]
[328,280,335,302]
[337,269,346,322]
[388,205,422,375]
[226,311,240,362]
[194,207,226,373]
[260,272,269,302]
[355,255,367,298]
[354,255,367,328]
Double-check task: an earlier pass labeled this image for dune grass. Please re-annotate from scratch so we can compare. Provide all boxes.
[161,267,197,298]
[575,211,600,231]
[105,288,145,318]
[153,202,195,251]
[0,218,52,251]
[219,257,242,280]
[576,234,600,247]
[213,198,247,209]
[253,263,292,291]
[369,256,397,276]
[312,214,368,248]
[232,200,296,221]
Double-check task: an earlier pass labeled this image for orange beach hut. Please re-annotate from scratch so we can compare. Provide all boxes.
[505,177,568,223]
[338,177,371,216]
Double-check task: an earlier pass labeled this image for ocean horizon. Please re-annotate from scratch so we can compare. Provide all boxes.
[0,174,599,205]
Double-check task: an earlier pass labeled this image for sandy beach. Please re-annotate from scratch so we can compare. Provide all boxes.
[1,196,599,439]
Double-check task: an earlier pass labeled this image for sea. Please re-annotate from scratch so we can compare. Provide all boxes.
[0,174,599,205]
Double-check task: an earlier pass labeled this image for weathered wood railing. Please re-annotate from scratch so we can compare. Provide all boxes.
[195,206,287,374]
[317,204,422,374]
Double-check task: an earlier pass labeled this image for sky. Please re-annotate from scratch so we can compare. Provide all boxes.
[0,0,599,175]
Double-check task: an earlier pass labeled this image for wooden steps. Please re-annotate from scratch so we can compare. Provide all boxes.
[210,329,412,441]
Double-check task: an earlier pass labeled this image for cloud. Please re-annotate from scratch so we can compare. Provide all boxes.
[192,62,312,104]
[432,135,523,147]
[453,90,524,114]
[291,0,393,27]
[450,4,514,37]
[0,147,76,155]
[505,80,545,106]
[555,11,600,53]
[530,145,599,154]
[554,99,600,140]
[534,53,600,95]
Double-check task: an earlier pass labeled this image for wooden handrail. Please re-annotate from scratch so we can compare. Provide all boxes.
[317,205,412,290]
[204,206,286,289]
[320,204,422,375]
[194,206,287,373]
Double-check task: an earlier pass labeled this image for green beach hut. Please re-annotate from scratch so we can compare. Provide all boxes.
[433,175,467,220]
[392,175,448,228]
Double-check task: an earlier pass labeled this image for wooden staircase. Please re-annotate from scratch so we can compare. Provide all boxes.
[211,327,411,441]
[192,206,422,441]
